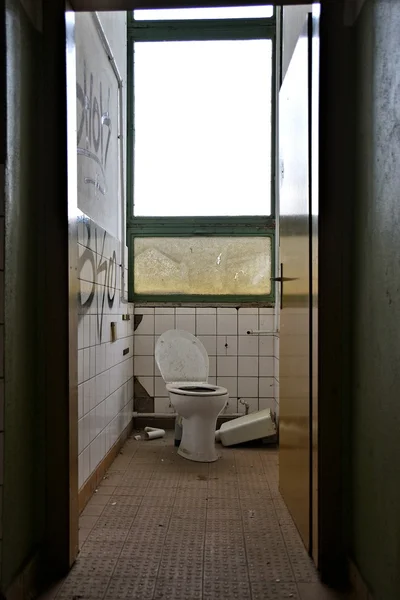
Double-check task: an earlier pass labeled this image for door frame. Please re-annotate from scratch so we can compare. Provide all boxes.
[45,0,352,588]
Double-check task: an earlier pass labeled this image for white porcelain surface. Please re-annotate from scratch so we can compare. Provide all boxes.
[155,330,228,462]
[169,388,228,462]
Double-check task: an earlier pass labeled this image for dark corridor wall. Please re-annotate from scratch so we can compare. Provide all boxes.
[3,0,45,591]
[351,0,400,598]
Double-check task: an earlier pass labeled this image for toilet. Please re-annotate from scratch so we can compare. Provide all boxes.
[155,329,229,462]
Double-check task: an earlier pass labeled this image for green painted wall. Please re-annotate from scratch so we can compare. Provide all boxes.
[351,1,400,598]
[2,0,44,591]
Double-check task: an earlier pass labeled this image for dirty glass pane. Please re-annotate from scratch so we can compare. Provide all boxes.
[133,39,272,217]
[134,6,274,20]
[133,237,272,296]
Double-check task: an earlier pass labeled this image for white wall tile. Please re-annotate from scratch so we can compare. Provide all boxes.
[95,344,104,375]
[238,308,258,315]
[217,307,236,315]
[259,377,275,397]
[196,314,216,335]
[238,356,258,377]
[90,315,97,346]
[83,315,90,348]
[83,348,90,381]
[274,357,279,378]
[134,356,153,376]
[217,376,237,397]
[259,397,275,411]
[196,308,216,314]
[78,318,84,350]
[134,335,154,356]
[238,313,258,335]
[238,377,258,398]
[197,335,217,356]
[176,313,196,334]
[176,307,195,315]
[135,314,154,335]
[259,356,274,377]
[238,335,258,356]
[78,384,84,419]
[90,346,96,379]
[274,335,280,357]
[83,380,92,414]
[259,336,274,356]
[155,314,175,335]
[208,356,216,377]
[259,313,274,332]
[217,314,237,335]
[78,452,84,488]
[216,356,237,377]
[216,335,238,356]
[155,377,167,397]
[155,307,174,314]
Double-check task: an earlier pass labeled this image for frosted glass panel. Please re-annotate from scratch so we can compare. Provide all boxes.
[134,39,272,216]
[134,6,274,20]
[134,237,272,296]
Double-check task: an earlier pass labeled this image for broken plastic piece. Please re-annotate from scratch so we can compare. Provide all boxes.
[134,435,142,440]
[215,408,276,447]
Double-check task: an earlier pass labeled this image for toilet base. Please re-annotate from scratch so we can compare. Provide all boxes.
[177,415,221,463]
[177,445,219,463]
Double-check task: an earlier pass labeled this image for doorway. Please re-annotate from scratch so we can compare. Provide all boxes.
[44,1,350,596]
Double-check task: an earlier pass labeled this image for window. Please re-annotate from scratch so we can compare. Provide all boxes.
[127,7,276,303]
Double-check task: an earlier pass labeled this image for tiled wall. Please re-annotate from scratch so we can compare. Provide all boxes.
[77,217,134,489]
[134,307,279,417]
[76,12,133,491]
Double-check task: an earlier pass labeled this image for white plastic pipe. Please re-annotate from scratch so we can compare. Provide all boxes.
[144,426,162,432]
[144,428,166,440]
[246,329,279,335]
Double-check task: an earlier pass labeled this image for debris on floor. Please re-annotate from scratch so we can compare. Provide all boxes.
[144,426,166,440]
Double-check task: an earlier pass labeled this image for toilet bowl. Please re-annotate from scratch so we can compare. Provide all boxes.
[155,330,228,462]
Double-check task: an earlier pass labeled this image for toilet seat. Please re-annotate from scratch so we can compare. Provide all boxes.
[166,382,228,397]
[155,329,209,383]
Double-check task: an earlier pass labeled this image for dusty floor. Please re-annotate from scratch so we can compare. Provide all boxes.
[54,432,347,600]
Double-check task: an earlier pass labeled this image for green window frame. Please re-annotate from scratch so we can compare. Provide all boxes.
[127,10,277,305]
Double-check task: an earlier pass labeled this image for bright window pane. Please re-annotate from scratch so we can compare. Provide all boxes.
[134,237,272,296]
[134,6,274,20]
[133,39,272,216]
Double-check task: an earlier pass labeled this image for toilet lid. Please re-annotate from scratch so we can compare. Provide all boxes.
[155,329,209,384]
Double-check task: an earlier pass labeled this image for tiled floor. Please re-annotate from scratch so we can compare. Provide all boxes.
[55,432,347,600]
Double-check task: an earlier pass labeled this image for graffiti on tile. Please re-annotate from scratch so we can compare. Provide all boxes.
[78,218,117,342]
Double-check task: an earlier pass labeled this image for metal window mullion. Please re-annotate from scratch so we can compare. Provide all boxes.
[127,217,276,236]
[128,18,276,42]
